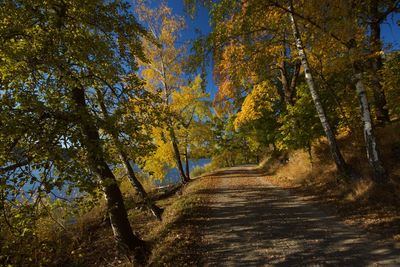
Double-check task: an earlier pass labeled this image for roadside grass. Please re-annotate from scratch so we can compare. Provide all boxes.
[0,173,212,266]
[75,176,212,266]
[261,121,400,241]
[190,162,219,178]
[146,176,210,266]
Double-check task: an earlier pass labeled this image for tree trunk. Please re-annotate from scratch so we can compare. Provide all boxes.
[288,2,351,178]
[278,47,291,106]
[160,57,189,184]
[184,144,190,180]
[352,64,387,182]
[278,39,300,107]
[71,87,147,263]
[288,61,301,103]
[120,153,164,220]
[369,0,390,123]
[96,90,163,220]
[169,127,190,183]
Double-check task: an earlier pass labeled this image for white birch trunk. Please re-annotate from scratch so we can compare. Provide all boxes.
[352,67,387,182]
[288,2,350,177]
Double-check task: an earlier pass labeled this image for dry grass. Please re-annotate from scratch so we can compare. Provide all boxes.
[51,177,212,267]
[0,176,210,267]
[146,177,212,266]
[261,121,400,241]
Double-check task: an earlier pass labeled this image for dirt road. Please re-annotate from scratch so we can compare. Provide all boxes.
[197,166,400,266]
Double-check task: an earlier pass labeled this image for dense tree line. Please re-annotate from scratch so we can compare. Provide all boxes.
[190,0,399,181]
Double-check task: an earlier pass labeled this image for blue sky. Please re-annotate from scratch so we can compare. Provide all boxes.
[165,1,217,98]
[382,13,400,50]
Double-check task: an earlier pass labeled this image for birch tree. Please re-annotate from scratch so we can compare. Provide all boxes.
[287,0,351,177]
[279,0,387,181]
[135,0,191,183]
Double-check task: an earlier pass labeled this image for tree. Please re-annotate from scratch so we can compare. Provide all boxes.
[95,87,164,220]
[170,75,211,178]
[0,0,151,262]
[140,75,210,182]
[189,0,395,182]
[135,0,194,183]
[271,0,387,181]
[287,0,351,177]
[363,0,399,123]
[193,0,351,177]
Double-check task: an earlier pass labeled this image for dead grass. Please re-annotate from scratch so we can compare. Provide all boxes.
[6,177,211,267]
[146,177,212,266]
[261,121,400,241]
[53,177,213,267]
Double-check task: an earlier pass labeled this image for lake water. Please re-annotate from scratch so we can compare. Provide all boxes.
[6,158,211,200]
[152,158,211,186]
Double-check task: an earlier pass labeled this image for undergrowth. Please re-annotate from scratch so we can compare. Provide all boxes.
[261,121,400,241]
[0,175,211,267]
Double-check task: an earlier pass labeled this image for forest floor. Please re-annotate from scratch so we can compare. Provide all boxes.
[194,165,400,266]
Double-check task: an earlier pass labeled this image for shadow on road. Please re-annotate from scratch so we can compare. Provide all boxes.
[192,168,400,266]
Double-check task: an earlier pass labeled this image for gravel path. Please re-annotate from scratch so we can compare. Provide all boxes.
[198,166,400,266]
